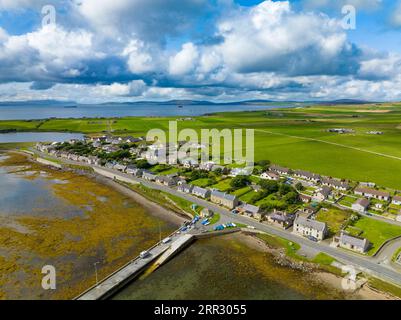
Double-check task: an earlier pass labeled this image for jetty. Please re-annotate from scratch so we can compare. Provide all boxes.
[75,227,239,300]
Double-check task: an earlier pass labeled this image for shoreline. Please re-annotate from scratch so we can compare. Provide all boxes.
[0,104,296,123]
[236,232,399,300]
[3,149,400,300]
[22,150,188,227]
[95,177,187,226]
[21,150,401,299]
[0,151,185,299]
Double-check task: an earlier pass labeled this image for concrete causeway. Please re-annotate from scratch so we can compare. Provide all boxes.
[76,230,191,300]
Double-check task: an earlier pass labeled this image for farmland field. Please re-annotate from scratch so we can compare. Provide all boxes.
[2,103,401,189]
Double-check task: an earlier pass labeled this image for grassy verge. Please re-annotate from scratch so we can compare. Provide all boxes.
[256,233,302,260]
[256,233,343,276]
[125,182,194,218]
[392,247,401,262]
[311,253,343,276]
[0,142,35,151]
[160,192,198,218]
[66,163,95,172]
[367,277,401,299]
[209,213,221,225]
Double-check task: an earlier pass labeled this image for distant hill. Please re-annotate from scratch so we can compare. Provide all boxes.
[322,99,375,105]
[0,98,378,107]
[0,100,76,106]
[100,99,296,106]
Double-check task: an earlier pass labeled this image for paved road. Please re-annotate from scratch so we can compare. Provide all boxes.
[30,149,401,287]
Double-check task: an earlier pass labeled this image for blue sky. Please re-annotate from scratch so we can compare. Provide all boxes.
[1,0,401,102]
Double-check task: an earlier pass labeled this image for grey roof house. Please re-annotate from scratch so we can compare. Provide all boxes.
[192,186,211,199]
[333,232,370,254]
[210,190,239,209]
[293,216,328,240]
[178,183,193,193]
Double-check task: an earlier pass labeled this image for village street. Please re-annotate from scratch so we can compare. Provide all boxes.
[29,148,401,288]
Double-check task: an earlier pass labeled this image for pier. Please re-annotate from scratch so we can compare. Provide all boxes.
[75,227,240,300]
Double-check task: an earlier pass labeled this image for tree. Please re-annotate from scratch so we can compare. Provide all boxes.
[257,159,271,171]
[259,180,279,194]
[283,192,300,205]
[213,167,223,175]
[250,190,269,204]
[295,182,304,191]
[135,159,151,169]
[278,183,292,196]
[190,170,209,181]
[230,176,251,189]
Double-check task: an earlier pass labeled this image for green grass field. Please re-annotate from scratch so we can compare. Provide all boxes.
[191,178,214,188]
[316,207,352,236]
[3,103,401,188]
[211,178,232,192]
[338,195,358,207]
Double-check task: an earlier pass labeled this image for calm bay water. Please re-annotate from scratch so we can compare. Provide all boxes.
[0,132,84,143]
[0,103,294,120]
[0,153,176,299]
[113,236,346,300]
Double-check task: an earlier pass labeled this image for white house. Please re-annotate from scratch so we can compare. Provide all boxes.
[293,216,328,240]
[269,165,290,175]
[333,232,370,254]
[260,172,280,181]
[312,186,332,202]
[392,196,401,206]
[352,198,370,213]
[321,178,350,191]
[354,187,390,201]
[230,167,253,177]
[294,170,321,183]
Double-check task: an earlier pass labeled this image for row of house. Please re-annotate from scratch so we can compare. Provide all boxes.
[294,170,321,183]
[36,142,371,252]
[90,135,144,145]
[43,147,102,166]
[354,187,391,201]
[262,165,351,192]
[321,178,350,191]
[351,192,401,214]
[177,184,240,209]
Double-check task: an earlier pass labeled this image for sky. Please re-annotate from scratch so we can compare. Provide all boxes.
[1,0,401,103]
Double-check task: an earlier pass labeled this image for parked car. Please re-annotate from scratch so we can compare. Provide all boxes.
[307,236,318,242]
[140,250,150,259]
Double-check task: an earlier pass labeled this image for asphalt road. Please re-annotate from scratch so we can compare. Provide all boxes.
[31,150,401,287]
